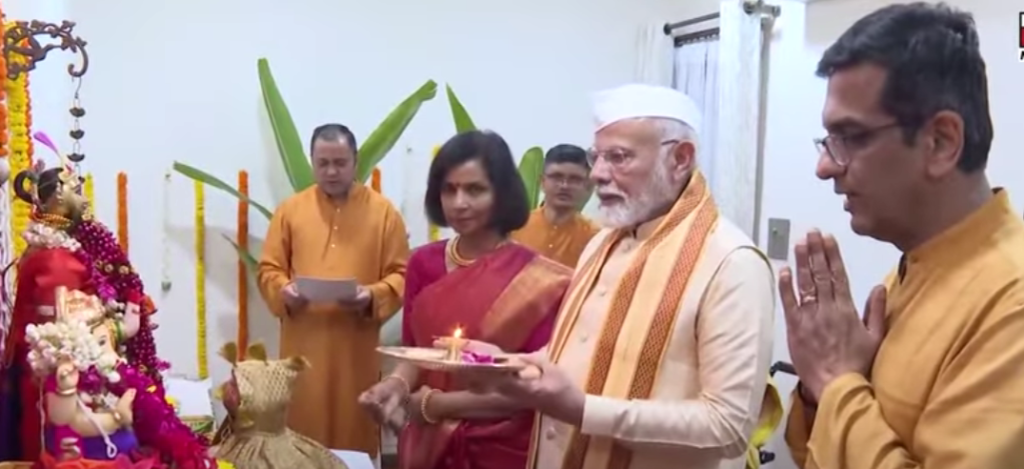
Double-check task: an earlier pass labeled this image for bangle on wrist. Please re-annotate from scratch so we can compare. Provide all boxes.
[420,388,440,425]
[382,374,411,398]
[55,387,76,397]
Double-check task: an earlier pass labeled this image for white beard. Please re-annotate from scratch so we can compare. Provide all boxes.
[597,160,676,229]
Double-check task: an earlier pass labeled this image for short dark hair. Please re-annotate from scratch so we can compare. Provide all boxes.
[425,130,530,235]
[544,144,589,170]
[816,2,992,173]
[310,124,358,156]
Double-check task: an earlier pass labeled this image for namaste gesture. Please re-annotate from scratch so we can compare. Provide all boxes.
[778,229,888,402]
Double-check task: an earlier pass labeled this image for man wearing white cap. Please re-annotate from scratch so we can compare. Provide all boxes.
[467,84,778,469]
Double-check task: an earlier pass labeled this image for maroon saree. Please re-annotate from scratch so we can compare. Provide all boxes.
[398,241,571,469]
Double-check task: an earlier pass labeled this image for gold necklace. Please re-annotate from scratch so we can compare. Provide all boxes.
[446,235,508,267]
[33,212,73,231]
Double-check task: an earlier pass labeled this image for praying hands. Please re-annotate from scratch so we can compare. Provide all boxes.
[778,229,888,402]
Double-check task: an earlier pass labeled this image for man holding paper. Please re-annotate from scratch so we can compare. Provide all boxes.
[258,123,410,456]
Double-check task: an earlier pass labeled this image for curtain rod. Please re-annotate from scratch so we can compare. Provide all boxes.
[663,12,719,35]
[663,0,780,35]
[674,27,719,46]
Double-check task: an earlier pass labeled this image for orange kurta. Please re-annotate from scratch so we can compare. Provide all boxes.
[257,184,410,455]
[785,189,1024,468]
[512,207,599,268]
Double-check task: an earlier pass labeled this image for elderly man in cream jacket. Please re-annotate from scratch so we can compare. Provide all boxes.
[467,84,777,469]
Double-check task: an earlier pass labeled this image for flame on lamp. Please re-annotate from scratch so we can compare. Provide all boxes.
[446,326,465,361]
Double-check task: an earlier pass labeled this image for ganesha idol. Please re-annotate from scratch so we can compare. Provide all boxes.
[0,148,214,468]
[23,287,229,469]
[25,286,142,464]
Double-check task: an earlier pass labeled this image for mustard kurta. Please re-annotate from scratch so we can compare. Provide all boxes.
[512,207,600,268]
[257,184,410,455]
[786,189,1024,468]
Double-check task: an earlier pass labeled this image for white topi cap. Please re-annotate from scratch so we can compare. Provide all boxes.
[592,84,702,135]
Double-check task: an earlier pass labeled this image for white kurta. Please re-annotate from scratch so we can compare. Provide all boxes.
[534,215,775,469]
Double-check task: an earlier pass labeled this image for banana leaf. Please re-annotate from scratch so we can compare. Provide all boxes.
[172,162,274,219]
[518,147,544,209]
[222,234,259,272]
[356,80,438,183]
[445,85,477,133]
[257,58,315,192]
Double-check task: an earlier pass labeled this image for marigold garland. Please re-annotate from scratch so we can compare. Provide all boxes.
[84,172,95,210]
[194,180,208,379]
[23,58,32,169]
[428,145,442,242]
[6,51,32,258]
[371,167,381,193]
[236,170,249,359]
[117,172,128,253]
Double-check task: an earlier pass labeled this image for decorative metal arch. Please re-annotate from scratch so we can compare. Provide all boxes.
[3,20,89,80]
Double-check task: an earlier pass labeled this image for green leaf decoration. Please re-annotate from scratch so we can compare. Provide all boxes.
[257,58,315,192]
[518,147,545,210]
[222,234,259,272]
[445,85,477,133]
[172,162,274,219]
[356,80,438,183]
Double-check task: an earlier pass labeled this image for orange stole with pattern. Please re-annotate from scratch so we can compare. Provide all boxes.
[530,171,719,469]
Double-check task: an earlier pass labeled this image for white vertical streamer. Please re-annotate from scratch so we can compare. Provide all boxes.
[0,171,13,350]
[161,170,172,292]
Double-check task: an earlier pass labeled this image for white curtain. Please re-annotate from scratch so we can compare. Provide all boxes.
[634,22,675,86]
[714,0,765,239]
[673,38,720,187]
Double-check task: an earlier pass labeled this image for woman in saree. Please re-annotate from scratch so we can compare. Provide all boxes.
[359,130,572,469]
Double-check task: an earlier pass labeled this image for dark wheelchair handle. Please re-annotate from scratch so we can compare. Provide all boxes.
[770,361,796,377]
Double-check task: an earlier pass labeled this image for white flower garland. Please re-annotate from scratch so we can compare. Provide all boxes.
[25,319,120,383]
[0,179,12,350]
[22,222,81,252]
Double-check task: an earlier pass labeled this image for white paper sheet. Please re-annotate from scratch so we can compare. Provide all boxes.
[295,276,357,302]
[330,450,375,469]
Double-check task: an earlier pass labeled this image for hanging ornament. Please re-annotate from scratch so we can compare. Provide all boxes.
[68,76,86,164]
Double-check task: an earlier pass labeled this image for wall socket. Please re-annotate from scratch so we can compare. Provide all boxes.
[766,218,791,261]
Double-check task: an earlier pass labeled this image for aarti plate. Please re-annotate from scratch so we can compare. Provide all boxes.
[376,346,525,373]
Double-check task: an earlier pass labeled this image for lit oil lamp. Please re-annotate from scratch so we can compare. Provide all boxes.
[444,327,466,362]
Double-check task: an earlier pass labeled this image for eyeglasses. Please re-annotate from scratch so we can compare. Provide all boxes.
[814,122,902,166]
[587,140,680,168]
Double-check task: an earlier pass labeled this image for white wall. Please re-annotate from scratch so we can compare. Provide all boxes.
[759,1,1024,467]
[5,0,706,392]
